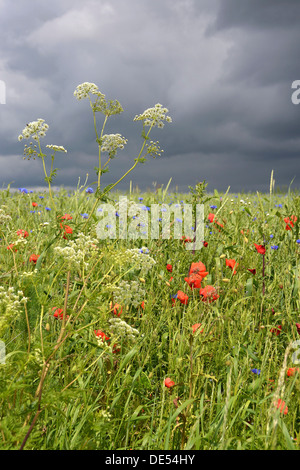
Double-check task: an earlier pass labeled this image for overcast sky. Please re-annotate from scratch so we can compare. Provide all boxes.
[1,0,300,194]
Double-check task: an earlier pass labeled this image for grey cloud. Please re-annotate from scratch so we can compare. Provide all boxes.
[0,0,300,194]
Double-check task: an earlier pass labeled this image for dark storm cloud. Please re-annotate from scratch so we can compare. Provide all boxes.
[213,0,300,31]
[0,0,300,194]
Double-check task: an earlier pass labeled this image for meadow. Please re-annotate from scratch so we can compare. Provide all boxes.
[0,82,300,451]
[0,182,300,450]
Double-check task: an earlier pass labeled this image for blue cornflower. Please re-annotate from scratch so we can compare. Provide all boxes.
[270,234,274,238]
[81,213,89,219]
[86,187,94,194]
[45,207,51,211]
[18,188,28,193]
[271,245,279,250]
[210,205,217,209]
[251,369,261,375]
[296,239,300,244]
[176,218,182,223]
[138,197,143,201]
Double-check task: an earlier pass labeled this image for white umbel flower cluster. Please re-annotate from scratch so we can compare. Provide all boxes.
[46,145,67,153]
[0,286,28,333]
[54,232,98,270]
[109,317,139,342]
[0,206,12,225]
[108,280,145,308]
[18,119,49,141]
[133,103,172,128]
[73,82,104,100]
[117,247,156,276]
[101,134,128,154]
[11,237,28,248]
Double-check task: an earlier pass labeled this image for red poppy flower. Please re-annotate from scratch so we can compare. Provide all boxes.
[247,268,256,275]
[254,243,266,255]
[199,285,219,302]
[166,264,173,273]
[17,229,29,238]
[192,323,203,334]
[203,241,208,247]
[189,262,208,279]
[275,399,288,415]
[52,307,69,320]
[226,258,238,275]
[29,254,40,264]
[60,223,73,239]
[270,325,282,336]
[164,378,175,388]
[109,302,122,316]
[185,261,208,289]
[7,243,17,252]
[60,213,73,221]
[141,301,145,310]
[181,236,193,244]
[177,290,189,305]
[184,275,202,289]
[296,323,300,335]
[287,367,300,377]
[94,330,109,341]
[215,220,224,230]
[32,202,38,207]
[208,213,215,223]
[284,215,297,231]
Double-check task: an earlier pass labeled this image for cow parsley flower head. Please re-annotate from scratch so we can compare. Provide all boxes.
[133,103,172,128]
[109,317,139,342]
[73,82,104,100]
[0,286,28,333]
[0,206,12,225]
[54,232,98,270]
[46,145,67,153]
[18,119,49,141]
[107,280,145,308]
[100,134,128,157]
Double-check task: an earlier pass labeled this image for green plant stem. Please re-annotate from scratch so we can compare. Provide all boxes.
[83,124,153,230]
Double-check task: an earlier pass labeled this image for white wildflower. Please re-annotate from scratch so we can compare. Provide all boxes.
[101,134,127,155]
[0,206,12,225]
[109,317,139,342]
[134,103,172,128]
[108,280,145,308]
[46,145,67,153]
[73,82,104,100]
[0,286,27,333]
[54,232,99,270]
[18,119,49,141]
